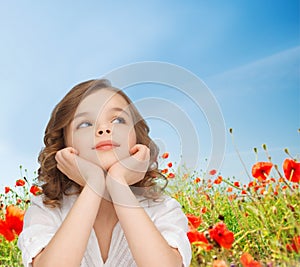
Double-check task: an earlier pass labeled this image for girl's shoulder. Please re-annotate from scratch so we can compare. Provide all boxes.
[29,192,78,213]
[24,193,78,225]
[139,195,188,230]
[29,194,48,210]
[138,194,180,206]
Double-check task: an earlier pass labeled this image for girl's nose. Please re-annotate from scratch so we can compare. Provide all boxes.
[97,129,111,135]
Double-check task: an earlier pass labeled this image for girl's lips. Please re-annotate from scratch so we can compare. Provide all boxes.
[93,140,120,151]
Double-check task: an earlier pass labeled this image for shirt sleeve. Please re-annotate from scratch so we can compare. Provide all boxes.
[17,196,60,267]
[150,196,192,267]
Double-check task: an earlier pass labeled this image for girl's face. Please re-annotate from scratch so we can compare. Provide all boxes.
[65,89,137,171]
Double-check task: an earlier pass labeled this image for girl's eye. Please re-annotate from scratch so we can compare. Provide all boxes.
[77,121,93,129]
[112,117,126,124]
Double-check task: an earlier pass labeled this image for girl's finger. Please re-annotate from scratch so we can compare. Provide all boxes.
[56,163,65,173]
[129,144,141,155]
[134,146,150,161]
[65,147,79,155]
[130,144,149,156]
[55,150,63,163]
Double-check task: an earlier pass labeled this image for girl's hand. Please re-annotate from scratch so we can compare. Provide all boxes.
[55,147,106,195]
[107,144,150,185]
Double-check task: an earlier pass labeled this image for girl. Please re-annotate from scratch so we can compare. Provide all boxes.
[18,79,192,267]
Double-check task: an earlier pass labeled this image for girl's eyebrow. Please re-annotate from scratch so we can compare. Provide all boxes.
[73,112,90,120]
[109,107,130,117]
[73,108,130,120]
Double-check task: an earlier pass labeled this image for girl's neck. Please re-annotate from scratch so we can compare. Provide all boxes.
[96,198,118,223]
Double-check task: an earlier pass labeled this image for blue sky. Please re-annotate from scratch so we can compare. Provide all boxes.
[0,1,299,187]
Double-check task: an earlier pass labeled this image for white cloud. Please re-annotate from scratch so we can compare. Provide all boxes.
[205,46,300,95]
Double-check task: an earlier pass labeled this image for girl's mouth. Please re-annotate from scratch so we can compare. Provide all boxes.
[93,140,120,151]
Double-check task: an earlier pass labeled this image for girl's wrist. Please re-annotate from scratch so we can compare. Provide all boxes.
[106,172,127,185]
[105,175,140,208]
[84,172,106,197]
[82,183,104,200]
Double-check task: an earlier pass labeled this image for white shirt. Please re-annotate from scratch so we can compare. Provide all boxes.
[18,192,192,267]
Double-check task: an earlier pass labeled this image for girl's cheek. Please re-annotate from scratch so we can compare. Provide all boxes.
[71,134,91,152]
[129,129,137,147]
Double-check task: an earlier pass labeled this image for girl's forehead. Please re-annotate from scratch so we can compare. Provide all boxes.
[76,89,129,113]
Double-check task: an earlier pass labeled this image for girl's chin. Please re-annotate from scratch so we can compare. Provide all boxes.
[97,156,120,172]
[99,150,130,169]
[82,149,130,171]
[100,161,115,172]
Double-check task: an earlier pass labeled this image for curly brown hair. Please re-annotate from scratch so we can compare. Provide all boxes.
[38,79,166,207]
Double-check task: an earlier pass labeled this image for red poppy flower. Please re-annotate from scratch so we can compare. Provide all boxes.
[209,169,217,175]
[161,152,169,159]
[208,222,234,249]
[214,176,223,184]
[226,187,233,192]
[186,214,201,229]
[194,177,201,183]
[283,159,300,183]
[252,162,273,181]
[167,173,175,179]
[167,162,173,168]
[187,230,205,243]
[240,252,262,267]
[187,230,212,250]
[248,181,255,188]
[234,181,240,187]
[0,221,15,241]
[286,235,300,253]
[260,188,265,195]
[201,207,207,214]
[15,179,26,187]
[228,194,237,201]
[161,168,168,174]
[0,205,25,241]
[4,186,10,194]
[30,185,42,196]
[253,185,260,191]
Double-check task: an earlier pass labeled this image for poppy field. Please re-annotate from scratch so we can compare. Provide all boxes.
[0,167,42,266]
[0,144,299,267]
